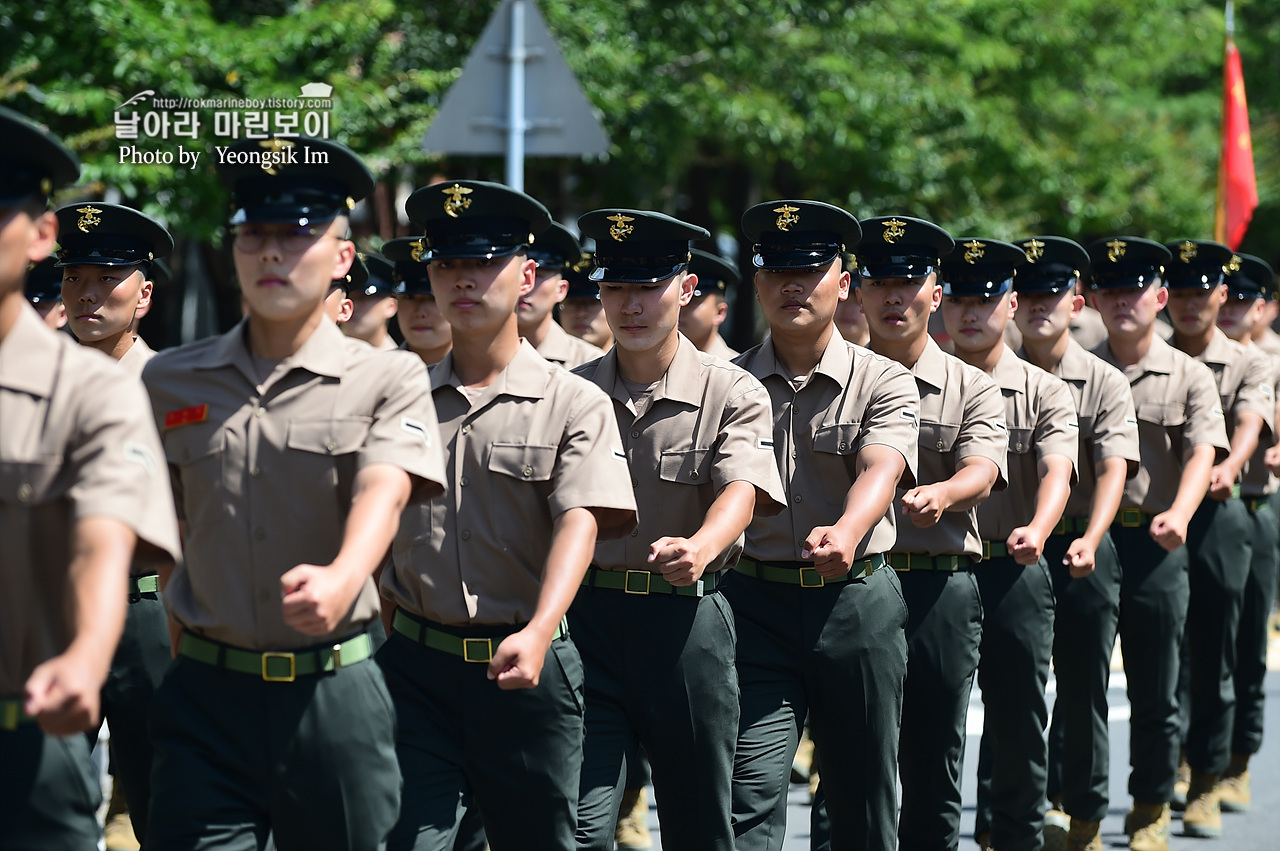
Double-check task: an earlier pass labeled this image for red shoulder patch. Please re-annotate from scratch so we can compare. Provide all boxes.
[164,404,208,430]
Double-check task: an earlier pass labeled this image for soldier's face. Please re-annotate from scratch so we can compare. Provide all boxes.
[0,205,57,298]
[429,253,534,335]
[834,289,869,345]
[754,260,848,337]
[1092,284,1168,338]
[60,264,151,343]
[1167,285,1227,338]
[600,271,694,355]
[397,293,452,358]
[343,292,397,342]
[678,293,726,347]
[941,292,1014,354]
[1217,296,1263,342]
[516,268,567,330]
[1014,289,1080,344]
[234,216,354,323]
[32,299,66,329]
[858,273,940,345]
[561,296,612,348]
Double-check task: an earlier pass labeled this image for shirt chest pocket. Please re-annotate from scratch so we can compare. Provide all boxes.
[1136,401,1187,454]
[285,417,371,497]
[488,442,557,482]
[0,458,63,507]
[919,421,962,454]
[812,422,860,456]
[164,423,226,468]
[658,448,712,485]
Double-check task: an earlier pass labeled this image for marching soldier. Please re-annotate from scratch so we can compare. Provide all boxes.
[1013,236,1140,851]
[570,209,784,850]
[1164,239,1273,839]
[939,239,1079,851]
[54,201,177,848]
[24,254,66,329]
[834,254,870,346]
[0,106,179,850]
[1215,253,1280,813]
[378,180,637,851]
[342,250,399,349]
[561,257,615,352]
[729,201,919,850]
[681,247,740,358]
[143,135,446,850]
[384,236,452,366]
[1087,236,1228,851]
[519,221,604,368]
[856,215,1007,851]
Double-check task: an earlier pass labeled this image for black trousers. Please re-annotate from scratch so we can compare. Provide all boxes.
[1044,531,1122,822]
[896,569,983,851]
[1111,523,1190,803]
[725,565,907,851]
[1232,494,1279,755]
[148,648,400,851]
[569,586,737,851]
[0,724,101,851]
[377,624,585,851]
[1176,498,1252,774]
[93,589,171,845]
[971,557,1056,851]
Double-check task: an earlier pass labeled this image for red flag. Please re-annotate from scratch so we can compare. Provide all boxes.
[1214,38,1258,250]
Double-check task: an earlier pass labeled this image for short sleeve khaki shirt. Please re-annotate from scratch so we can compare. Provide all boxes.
[535,321,605,370]
[1192,328,1275,444]
[1019,338,1140,518]
[1093,335,1229,514]
[892,337,1009,559]
[976,347,1078,542]
[1241,349,1280,497]
[382,340,638,626]
[143,318,447,651]
[575,335,784,573]
[733,333,919,562]
[1,306,180,696]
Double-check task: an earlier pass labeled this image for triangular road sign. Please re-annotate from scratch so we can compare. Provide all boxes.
[422,0,610,158]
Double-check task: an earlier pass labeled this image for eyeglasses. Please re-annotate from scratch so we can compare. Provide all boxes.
[232,224,341,254]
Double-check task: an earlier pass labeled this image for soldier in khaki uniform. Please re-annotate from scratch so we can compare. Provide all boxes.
[1013,237,1140,851]
[681,247,740,359]
[1087,236,1229,851]
[52,202,176,847]
[518,221,604,369]
[1163,240,1274,838]
[1215,254,1280,812]
[727,201,919,851]
[561,259,615,351]
[834,255,870,347]
[379,180,637,851]
[384,237,452,366]
[570,209,784,849]
[143,136,447,851]
[938,240,1079,851]
[343,251,399,349]
[854,216,1006,851]
[0,106,180,850]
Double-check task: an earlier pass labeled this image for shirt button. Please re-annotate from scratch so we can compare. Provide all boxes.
[1015,443,1024,452]
[254,407,265,418]
[250,466,261,477]
[326,441,338,453]
[461,424,472,435]
[631,479,638,488]
[630,430,640,439]
[690,470,699,479]
[253,527,266,541]
[523,465,533,478]
[630,529,638,537]
[460,476,469,487]
[16,483,32,503]
[793,494,803,504]
[838,441,848,451]
[461,530,471,541]
[936,440,944,449]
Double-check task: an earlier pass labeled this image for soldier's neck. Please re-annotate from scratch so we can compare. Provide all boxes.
[616,330,679,386]
[520,313,555,349]
[1104,327,1156,368]
[81,327,137,361]
[1172,326,1215,358]
[246,308,326,361]
[451,320,521,387]
[869,330,929,371]
[770,321,835,377]
[1020,330,1070,373]
[952,338,1003,375]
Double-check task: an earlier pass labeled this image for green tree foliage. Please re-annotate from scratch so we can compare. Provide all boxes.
[2,0,1274,255]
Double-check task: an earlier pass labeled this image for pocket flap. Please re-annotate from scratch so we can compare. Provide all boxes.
[812,423,860,455]
[488,442,557,481]
[164,423,226,464]
[286,417,371,456]
[658,448,712,484]
[920,421,961,453]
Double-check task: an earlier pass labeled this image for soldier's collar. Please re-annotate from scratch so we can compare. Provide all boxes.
[431,339,550,401]
[992,346,1026,393]
[910,336,949,391]
[206,317,346,382]
[1193,327,1240,367]
[753,329,852,388]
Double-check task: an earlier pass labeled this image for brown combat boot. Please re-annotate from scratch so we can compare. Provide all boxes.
[103,781,140,851]
[1171,753,1191,811]
[615,786,652,850]
[1218,752,1251,812]
[1043,800,1069,851]
[1066,818,1102,851]
[1182,771,1223,839]
[1127,802,1171,851]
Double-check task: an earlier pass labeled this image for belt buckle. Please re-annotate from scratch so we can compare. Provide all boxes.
[2,702,17,731]
[261,652,296,682]
[798,567,825,588]
[463,637,493,663]
[1053,518,1066,535]
[982,541,991,560]
[624,570,651,595]
[1120,508,1142,528]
